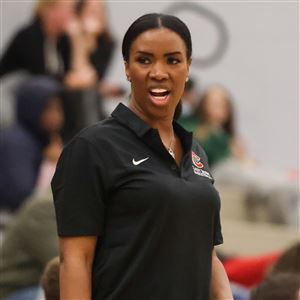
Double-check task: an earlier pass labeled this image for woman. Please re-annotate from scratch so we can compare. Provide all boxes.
[0,0,75,79]
[196,85,300,226]
[194,85,248,168]
[64,0,116,91]
[52,13,233,299]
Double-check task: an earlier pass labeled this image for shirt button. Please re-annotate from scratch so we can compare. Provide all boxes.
[171,164,177,170]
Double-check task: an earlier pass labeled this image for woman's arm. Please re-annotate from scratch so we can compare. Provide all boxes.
[59,236,98,300]
[210,248,233,300]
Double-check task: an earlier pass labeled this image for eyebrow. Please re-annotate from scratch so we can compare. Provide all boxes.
[135,51,183,56]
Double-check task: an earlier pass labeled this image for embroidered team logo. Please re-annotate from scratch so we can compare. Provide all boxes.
[191,151,212,180]
[191,151,204,169]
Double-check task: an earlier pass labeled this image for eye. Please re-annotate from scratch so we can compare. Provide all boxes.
[136,56,151,64]
[167,57,181,65]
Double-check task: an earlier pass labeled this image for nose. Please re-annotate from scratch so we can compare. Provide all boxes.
[149,62,169,81]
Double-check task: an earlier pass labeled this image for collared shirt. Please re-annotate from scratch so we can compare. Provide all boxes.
[52,103,223,300]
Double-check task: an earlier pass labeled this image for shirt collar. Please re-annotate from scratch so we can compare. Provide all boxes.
[111,102,193,152]
[111,103,152,137]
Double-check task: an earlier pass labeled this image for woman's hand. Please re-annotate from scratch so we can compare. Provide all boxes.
[43,134,63,162]
[64,67,97,90]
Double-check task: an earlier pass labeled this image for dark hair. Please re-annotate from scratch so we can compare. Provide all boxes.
[122,13,192,62]
[271,242,300,275]
[251,273,300,300]
[41,257,60,300]
[196,85,235,136]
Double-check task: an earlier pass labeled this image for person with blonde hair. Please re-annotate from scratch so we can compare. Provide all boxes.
[0,0,75,78]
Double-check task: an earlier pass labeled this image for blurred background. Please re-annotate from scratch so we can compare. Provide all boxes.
[0,1,299,300]
[1,0,298,170]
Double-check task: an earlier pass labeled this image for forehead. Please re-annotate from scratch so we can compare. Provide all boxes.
[130,28,187,55]
[55,0,75,9]
[207,88,228,100]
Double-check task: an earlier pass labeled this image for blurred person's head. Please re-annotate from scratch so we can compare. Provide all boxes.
[181,77,198,117]
[270,242,300,275]
[41,256,60,300]
[251,273,300,300]
[75,0,108,36]
[40,96,64,134]
[16,76,64,147]
[196,85,235,136]
[34,0,76,37]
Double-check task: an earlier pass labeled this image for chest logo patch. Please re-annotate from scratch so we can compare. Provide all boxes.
[132,157,149,166]
[191,151,213,180]
[191,151,204,169]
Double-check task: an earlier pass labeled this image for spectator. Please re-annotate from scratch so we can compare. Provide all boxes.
[0,76,64,212]
[270,241,300,275]
[0,0,76,79]
[64,0,117,91]
[0,0,123,141]
[249,242,300,300]
[41,257,60,300]
[178,77,200,132]
[194,85,247,167]
[61,0,124,140]
[194,85,299,226]
[0,188,58,299]
[250,273,300,300]
[222,242,300,289]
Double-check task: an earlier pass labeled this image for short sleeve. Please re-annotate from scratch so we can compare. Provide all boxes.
[51,137,105,236]
[213,208,223,246]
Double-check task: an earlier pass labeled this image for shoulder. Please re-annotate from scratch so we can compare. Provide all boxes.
[1,125,39,151]
[72,116,124,147]
[191,138,211,169]
[192,138,207,157]
[59,117,124,164]
[20,189,55,219]
[13,20,40,41]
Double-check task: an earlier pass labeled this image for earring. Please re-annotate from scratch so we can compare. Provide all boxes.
[126,76,131,82]
[185,77,189,82]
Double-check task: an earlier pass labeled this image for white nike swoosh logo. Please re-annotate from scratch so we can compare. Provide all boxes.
[132,157,149,165]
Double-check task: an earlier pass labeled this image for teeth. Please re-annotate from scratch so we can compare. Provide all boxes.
[150,88,168,93]
[151,94,168,101]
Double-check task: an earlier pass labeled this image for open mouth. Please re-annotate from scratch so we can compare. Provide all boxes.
[149,88,170,101]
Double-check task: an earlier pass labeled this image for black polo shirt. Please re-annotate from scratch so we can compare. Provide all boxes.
[52,103,223,300]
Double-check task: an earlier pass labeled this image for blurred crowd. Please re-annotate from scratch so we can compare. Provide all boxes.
[0,1,299,300]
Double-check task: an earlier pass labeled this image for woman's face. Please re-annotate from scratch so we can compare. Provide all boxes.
[125,28,191,121]
[40,96,64,133]
[80,0,106,35]
[204,88,230,126]
[42,0,76,35]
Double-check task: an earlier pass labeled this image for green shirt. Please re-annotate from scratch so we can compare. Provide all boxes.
[0,188,58,299]
[194,125,231,167]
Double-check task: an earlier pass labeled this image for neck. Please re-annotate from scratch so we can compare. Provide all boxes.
[128,100,176,154]
[128,100,174,136]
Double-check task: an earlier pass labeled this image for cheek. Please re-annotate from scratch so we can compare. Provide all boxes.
[130,68,147,87]
[174,70,188,94]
